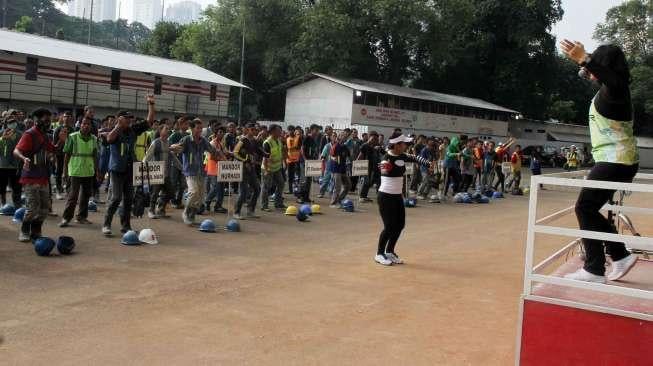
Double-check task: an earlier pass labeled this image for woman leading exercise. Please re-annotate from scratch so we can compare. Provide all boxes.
[375,133,433,266]
[560,40,639,283]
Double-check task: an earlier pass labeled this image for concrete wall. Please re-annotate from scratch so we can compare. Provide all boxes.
[284,78,354,127]
[0,52,230,119]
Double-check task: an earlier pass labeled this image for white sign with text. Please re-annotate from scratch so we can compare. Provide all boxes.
[217,161,243,182]
[352,160,369,176]
[133,161,165,185]
[304,160,322,177]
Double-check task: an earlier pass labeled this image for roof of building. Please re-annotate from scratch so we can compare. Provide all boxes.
[0,28,248,88]
[276,72,519,114]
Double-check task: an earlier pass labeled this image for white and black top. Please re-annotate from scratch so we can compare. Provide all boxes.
[379,152,430,194]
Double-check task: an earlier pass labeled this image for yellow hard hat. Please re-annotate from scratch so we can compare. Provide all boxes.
[523,187,530,194]
[311,204,321,214]
[285,205,298,216]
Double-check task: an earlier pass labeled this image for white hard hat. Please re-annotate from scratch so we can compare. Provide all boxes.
[138,228,158,245]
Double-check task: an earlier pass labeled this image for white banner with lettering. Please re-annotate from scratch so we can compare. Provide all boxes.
[217,161,243,182]
[352,160,369,176]
[304,160,322,177]
[133,161,165,185]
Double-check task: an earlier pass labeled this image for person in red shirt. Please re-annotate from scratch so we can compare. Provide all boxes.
[13,108,67,242]
[493,137,515,192]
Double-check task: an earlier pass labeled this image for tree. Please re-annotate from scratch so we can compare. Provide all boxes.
[594,0,652,63]
[15,16,34,33]
[140,22,186,58]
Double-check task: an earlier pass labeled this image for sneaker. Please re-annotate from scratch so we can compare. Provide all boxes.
[359,197,372,203]
[18,232,31,242]
[233,213,245,220]
[317,194,324,198]
[182,214,193,225]
[564,268,606,284]
[385,253,404,264]
[261,207,272,212]
[58,219,70,228]
[214,207,228,214]
[120,226,132,234]
[102,226,112,236]
[374,254,393,266]
[408,190,417,195]
[75,218,92,225]
[246,211,260,219]
[607,254,638,281]
[147,210,159,219]
[55,193,64,200]
[275,204,287,210]
[416,196,426,201]
[329,204,339,208]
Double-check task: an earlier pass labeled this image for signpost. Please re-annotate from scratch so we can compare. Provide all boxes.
[352,160,369,177]
[133,161,165,186]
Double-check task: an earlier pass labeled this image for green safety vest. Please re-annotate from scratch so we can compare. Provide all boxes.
[135,132,151,162]
[66,132,97,177]
[589,98,638,165]
[263,137,282,172]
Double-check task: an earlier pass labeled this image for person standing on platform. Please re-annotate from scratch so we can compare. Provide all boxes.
[59,117,98,227]
[561,40,640,283]
[101,95,155,236]
[13,108,67,242]
[172,119,218,225]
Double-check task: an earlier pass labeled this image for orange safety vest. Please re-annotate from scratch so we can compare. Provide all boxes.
[286,135,301,163]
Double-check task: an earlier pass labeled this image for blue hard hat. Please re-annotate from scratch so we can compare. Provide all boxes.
[87,201,97,212]
[342,203,355,212]
[472,192,482,201]
[296,211,308,222]
[484,189,494,197]
[408,198,417,207]
[453,193,464,203]
[492,191,504,199]
[479,196,490,204]
[57,236,75,255]
[300,204,312,216]
[120,230,141,245]
[463,196,473,204]
[199,219,217,233]
[34,237,56,256]
[0,203,15,216]
[341,199,354,208]
[12,207,25,223]
[226,219,240,232]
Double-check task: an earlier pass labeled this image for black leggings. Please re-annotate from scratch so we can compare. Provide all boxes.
[377,192,405,256]
[575,162,638,275]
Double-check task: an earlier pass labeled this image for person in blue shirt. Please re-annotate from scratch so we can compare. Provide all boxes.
[329,131,351,207]
[100,95,155,236]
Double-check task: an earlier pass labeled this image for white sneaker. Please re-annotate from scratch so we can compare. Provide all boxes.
[607,254,638,281]
[147,210,159,219]
[56,193,64,200]
[416,196,426,201]
[18,232,31,242]
[182,213,193,225]
[102,226,112,236]
[564,268,606,284]
[408,190,417,195]
[385,253,404,264]
[374,254,393,266]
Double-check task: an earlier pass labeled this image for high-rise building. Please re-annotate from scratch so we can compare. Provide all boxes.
[68,0,117,22]
[164,1,202,25]
[133,0,162,29]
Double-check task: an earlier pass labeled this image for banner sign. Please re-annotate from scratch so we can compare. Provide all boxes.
[305,160,322,177]
[217,161,243,182]
[352,160,369,176]
[133,161,165,185]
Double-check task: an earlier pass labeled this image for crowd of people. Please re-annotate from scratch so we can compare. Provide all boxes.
[1,95,538,261]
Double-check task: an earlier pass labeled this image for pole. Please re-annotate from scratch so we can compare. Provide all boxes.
[87,0,94,45]
[161,0,165,23]
[237,17,245,125]
[72,65,79,120]
[115,1,120,48]
[2,0,7,29]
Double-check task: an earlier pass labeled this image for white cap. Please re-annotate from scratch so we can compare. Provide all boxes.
[388,134,413,144]
[138,228,158,245]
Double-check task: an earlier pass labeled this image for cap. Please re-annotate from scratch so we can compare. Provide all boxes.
[117,110,134,118]
[388,134,414,144]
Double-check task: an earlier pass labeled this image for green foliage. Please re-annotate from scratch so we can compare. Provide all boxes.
[140,22,187,59]
[15,16,34,33]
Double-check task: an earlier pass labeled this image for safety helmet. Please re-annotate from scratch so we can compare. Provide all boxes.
[311,204,321,214]
[87,200,98,212]
[408,198,417,207]
[138,228,158,245]
[226,219,240,232]
[492,191,504,199]
[120,230,141,245]
[56,236,75,255]
[341,199,355,212]
[12,207,25,223]
[199,219,217,233]
[479,196,490,204]
[462,195,473,204]
[0,203,15,216]
[471,192,482,201]
[523,187,530,195]
[34,237,56,256]
[285,205,298,216]
[296,211,308,222]
[299,204,312,216]
[453,193,464,203]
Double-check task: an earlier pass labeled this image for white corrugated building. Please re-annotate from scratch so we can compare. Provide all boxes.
[0,29,247,119]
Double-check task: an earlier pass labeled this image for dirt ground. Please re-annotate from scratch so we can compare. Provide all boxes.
[0,180,650,365]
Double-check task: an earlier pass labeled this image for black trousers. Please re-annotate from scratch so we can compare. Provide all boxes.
[287,162,300,194]
[0,168,21,206]
[104,171,134,230]
[377,192,405,256]
[575,162,638,276]
[493,166,505,192]
[446,167,461,194]
[461,173,474,192]
[62,176,94,221]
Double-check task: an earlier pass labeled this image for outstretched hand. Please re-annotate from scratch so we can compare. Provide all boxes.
[560,39,587,64]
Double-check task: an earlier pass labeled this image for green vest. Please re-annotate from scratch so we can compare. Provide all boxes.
[589,98,638,165]
[135,132,151,162]
[66,132,97,177]
[263,137,282,172]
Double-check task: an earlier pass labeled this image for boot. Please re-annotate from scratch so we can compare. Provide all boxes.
[19,221,31,242]
[30,220,43,240]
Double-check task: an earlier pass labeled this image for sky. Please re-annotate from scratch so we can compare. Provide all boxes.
[57,0,626,48]
[552,0,626,51]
